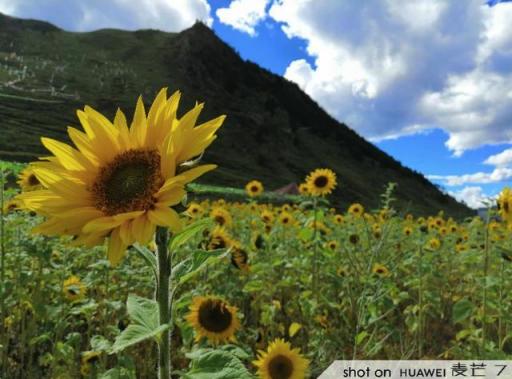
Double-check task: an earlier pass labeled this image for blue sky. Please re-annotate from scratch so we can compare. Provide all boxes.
[2,0,512,208]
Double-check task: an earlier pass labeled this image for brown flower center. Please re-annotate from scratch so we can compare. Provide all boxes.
[251,185,259,192]
[28,174,40,186]
[313,175,328,188]
[91,149,163,215]
[198,300,232,333]
[268,354,294,379]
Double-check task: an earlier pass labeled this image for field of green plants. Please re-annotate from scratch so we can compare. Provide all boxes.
[1,90,512,379]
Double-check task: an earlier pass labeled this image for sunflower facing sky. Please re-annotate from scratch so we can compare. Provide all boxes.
[186,295,240,345]
[253,338,309,379]
[305,168,337,196]
[18,88,225,265]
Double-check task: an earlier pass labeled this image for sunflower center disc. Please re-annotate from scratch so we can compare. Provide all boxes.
[314,175,328,188]
[92,149,163,215]
[28,174,40,186]
[198,300,232,333]
[268,355,294,379]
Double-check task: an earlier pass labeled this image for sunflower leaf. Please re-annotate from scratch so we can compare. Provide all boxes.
[174,249,226,286]
[132,244,158,280]
[182,349,254,379]
[110,295,168,354]
[170,218,212,250]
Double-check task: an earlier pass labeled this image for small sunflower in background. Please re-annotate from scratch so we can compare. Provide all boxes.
[333,214,344,225]
[186,202,204,218]
[80,351,101,376]
[254,338,309,379]
[298,183,309,195]
[326,240,338,251]
[261,209,274,224]
[186,296,240,345]
[230,241,250,272]
[278,211,294,227]
[62,276,86,302]
[246,180,264,197]
[305,168,337,196]
[372,263,390,277]
[207,226,232,250]
[428,238,441,250]
[210,207,232,227]
[348,203,364,217]
[403,226,413,236]
[17,166,43,192]
[2,198,23,214]
[498,187,512,224]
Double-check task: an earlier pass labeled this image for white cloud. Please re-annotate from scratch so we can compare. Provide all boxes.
[216,0,270,36]
[448,186,492,209]
[428,167,512,186]
[484,148,512,167]
[0,0,212,32]
[268,0,512,155]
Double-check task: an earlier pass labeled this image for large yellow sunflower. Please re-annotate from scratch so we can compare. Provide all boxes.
[186,296,240,345]
[305,168,337,196]
[253,338,309,379]
[18,88,225,265]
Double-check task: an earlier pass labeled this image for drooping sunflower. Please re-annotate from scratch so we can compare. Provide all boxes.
[19,88,225,265]
[208,225,232,250]
[246,180,264,197]
[253,338,309,379]
[186,296,240,344]
[305,168,337,196]
[498,187,512,224]
[210,207,232,227]
[348,203,364,217]
[62,275,86,302]
[372,263,390,277]
[17,165,43,192]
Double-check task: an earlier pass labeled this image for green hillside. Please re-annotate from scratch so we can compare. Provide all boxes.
[0,13,473,217]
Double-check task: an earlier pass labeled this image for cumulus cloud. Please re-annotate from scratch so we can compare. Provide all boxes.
[216,0,270,36]
[266,0,512,155]
[448,186,493,209]
[484,148,512,167]
[428,167,512,186]
[0,0,212,32]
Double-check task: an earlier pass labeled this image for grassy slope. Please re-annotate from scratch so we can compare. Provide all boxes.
[0,13,474,218]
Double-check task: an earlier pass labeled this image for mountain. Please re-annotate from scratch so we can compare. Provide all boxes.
[0,13,473,217]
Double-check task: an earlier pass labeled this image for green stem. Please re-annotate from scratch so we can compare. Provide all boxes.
[417,245,424,358]
[312,198,318,295]
[156,227,171,379]
[0,170,6,376]
[482,207,491,353]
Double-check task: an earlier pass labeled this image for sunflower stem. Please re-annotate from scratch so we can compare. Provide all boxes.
[312,197,319,297]
[156,226,171,379]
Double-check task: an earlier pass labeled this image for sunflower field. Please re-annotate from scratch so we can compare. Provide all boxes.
[1,90,512,379]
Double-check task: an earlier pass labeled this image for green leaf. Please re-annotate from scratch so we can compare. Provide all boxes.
[173,249,225,286]
[90,335,112,353]
[453,299,474,324]
[355,331,369,345]
[110,295,169,354]
[170,219,213,250]
[132,244,158,279]
[183,350,254,379]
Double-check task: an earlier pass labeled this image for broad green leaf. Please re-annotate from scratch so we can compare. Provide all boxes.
[170,218,212,250]
[183,350,254,379]
[174,249,225,286]
[453,299,474,324]
[90,335,112,353]
[110,295,169,354]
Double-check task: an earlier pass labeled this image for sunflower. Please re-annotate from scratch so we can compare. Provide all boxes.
[63,276,86,302]
[278,211,294,226]
[428,238,441,250]
[403,226,413,236]
[254,338,309,379]
[348,203,364,217]
[261,210,274,224]
[372,263,390,277]
[2,198,23,214]
[19,88,225,265]
[298,183,309,195]
[498,187,512,223]
[333,214,344,225]
[186,202,204,218]
[230,241,250,272]
[246,180,264,197]
[17,166,43,191]
[186,296,240,344]
[305,168,336,196]
[326,240,338,250]
[208,226,232,250]
[210,207,232,227]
